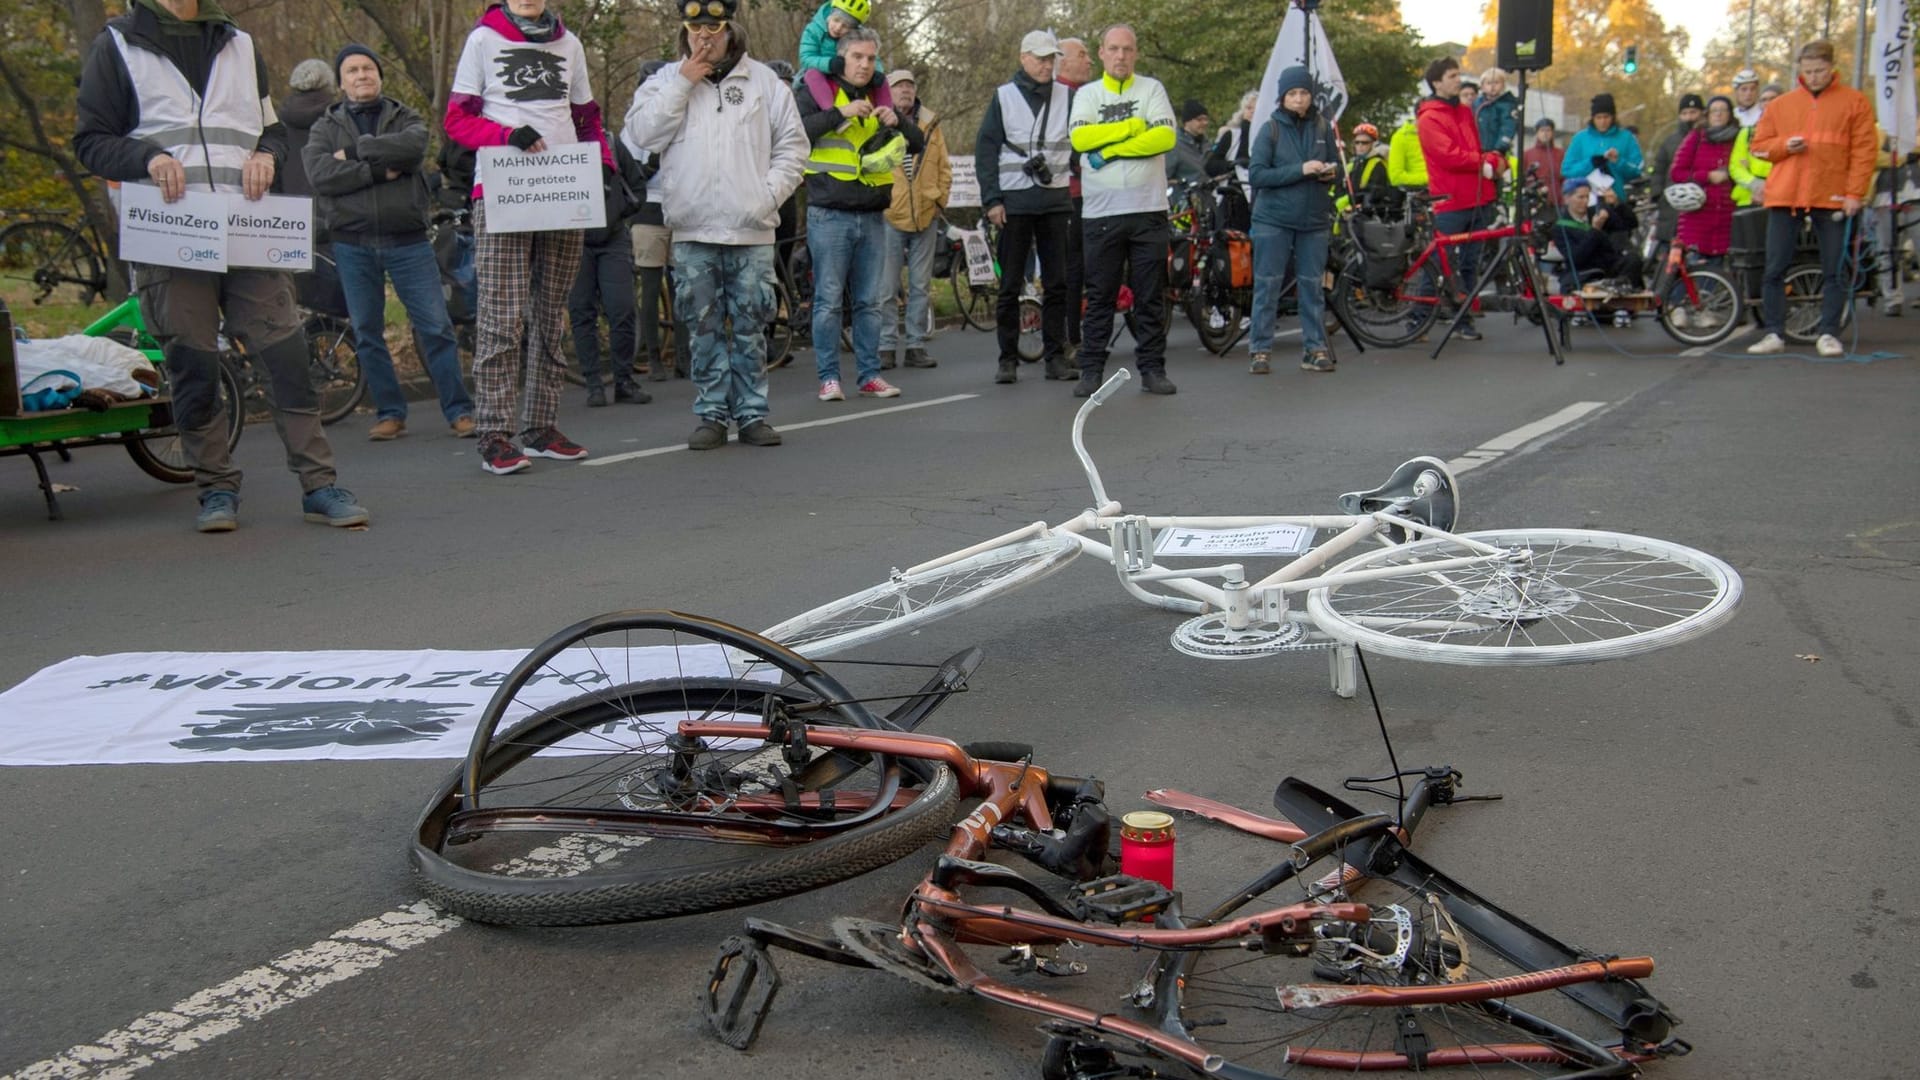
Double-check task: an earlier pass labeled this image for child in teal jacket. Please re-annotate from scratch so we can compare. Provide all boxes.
[797,0,892,108]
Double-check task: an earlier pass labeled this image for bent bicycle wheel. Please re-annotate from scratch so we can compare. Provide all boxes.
[763,533,1081,657]
[412,611,959,926]
[1306,529,1741,666]
[1123,831,1675,1077]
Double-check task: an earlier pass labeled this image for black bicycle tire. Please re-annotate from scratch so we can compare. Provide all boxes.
[124,359,242,480]
[1657,266,1743,348]
[764,275,796,370]
[1188,291,1241,355]
[411,680,961,926]
[1330,253,1440,349]
[952,261,996,331]
[0,220,104,306]
[1780,263,1848,344]
[310,316,365,424]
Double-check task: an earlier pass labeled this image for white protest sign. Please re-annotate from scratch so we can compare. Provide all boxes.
[224,194,314,270]
[947,156,981,208]
[479,144,605,233]
[1154,524,1315,557]
[118,183,227,271]
[958,226,996,285]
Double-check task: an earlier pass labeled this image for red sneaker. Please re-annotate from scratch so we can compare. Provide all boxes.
[858,377,901,398]
[521,427,588,461]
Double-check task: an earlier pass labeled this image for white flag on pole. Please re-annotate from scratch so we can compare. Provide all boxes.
[1872,0,1916,155]
[1254,2,1348,140]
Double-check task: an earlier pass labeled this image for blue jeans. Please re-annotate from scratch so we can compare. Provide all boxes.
[333,238,473,423]
[807,204,886,384]
[672,241,776,425]
[1250,223,1329,356]
[1434,203,1495,329]
[880,220,939,352]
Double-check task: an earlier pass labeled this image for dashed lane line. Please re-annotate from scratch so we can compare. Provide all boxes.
[583,393,981,467]
[1443,401,1609,475]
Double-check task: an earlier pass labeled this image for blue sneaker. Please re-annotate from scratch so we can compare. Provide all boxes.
[196,490,239,533]
[301,486,370,527]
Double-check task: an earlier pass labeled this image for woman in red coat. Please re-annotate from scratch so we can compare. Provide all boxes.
[1669,96,1739,257]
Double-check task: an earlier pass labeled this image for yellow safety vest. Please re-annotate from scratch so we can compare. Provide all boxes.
[807,87,889,187]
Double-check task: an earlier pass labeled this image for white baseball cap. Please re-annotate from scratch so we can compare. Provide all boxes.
[1732,68,1760,86]
[1020,30,1061,58]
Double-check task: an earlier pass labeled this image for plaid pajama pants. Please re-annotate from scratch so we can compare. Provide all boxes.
[470,202,584,439]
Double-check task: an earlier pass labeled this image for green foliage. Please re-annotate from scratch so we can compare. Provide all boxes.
[1074,0,1427,132]
[0,0,91,214]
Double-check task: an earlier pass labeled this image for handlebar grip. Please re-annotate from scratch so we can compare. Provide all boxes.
[1088,368,1131,404]
[1289,813,1396,866]
[961,740,1034,764]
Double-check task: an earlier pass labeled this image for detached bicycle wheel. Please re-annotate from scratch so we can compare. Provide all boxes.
[764,533,1081,657]
[1306,529,1741,666]
[411,611,960,926]
[1125,828,1672,1077]
[0,220,103,306]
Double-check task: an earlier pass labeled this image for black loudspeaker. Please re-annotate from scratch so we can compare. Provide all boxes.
[1497,0,1554,71]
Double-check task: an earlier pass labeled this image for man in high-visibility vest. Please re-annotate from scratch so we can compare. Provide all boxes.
[795,25,923,402]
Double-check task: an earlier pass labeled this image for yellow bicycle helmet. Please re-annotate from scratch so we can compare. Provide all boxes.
[831,0,870,24]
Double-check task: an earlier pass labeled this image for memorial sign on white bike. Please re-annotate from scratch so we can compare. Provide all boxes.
[1154,523,1314,557]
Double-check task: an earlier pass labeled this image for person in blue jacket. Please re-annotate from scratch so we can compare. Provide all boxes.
[1562,93,1644,184]
[1245,66,1341,375]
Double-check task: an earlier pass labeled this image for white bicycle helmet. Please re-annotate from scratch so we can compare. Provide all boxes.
[1663,182,1706,212]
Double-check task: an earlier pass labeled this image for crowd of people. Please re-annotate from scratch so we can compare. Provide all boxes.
[70,0,1911,531]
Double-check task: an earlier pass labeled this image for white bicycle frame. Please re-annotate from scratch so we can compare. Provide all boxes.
[892,369,1510,696]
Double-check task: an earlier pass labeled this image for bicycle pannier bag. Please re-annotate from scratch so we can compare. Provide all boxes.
[1355,215,1415,290]
[1204,230,1252,293]
[1167,234,1194,284]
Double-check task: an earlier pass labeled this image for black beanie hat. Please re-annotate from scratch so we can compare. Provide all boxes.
[1590,92,1616,117]
[1678,92,1705,112]
[334,44,383,83]
[1180,99,1210,124]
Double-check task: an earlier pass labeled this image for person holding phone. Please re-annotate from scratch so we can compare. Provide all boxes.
[1244,65,1341,374]
[1746,39,1878,357]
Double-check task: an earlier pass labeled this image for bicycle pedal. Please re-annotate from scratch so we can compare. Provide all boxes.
[703,935,781,1051]
[998,942,1089,977]
[1071,874,1176,924]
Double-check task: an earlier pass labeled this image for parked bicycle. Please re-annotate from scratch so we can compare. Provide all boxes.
[408,610,1694,1077]
[0,208,111,307]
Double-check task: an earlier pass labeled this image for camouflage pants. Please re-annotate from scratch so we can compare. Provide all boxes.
[671,241,776,425]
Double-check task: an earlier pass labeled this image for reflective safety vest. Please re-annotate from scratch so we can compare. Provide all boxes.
[112,25,267,194]
[995,81,1071,192]
[807,86,889,187]
[1728,126,1772,207]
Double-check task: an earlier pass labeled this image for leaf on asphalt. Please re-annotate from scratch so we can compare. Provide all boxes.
[1794,653,1822,662]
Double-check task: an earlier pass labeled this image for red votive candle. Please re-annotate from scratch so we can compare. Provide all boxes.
[1119,810,1176,889]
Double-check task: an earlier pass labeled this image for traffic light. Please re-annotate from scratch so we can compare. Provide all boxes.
[1622,45,1639,75]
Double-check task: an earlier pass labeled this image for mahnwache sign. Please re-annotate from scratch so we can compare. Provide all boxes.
[479,145,606,234]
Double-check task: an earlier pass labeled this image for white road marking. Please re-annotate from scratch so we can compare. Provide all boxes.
[582,393,981,467]
[6,903,462,1080]
[1444,401,1608,475]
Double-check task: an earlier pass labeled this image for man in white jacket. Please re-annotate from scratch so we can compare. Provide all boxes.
[623,1,808,450]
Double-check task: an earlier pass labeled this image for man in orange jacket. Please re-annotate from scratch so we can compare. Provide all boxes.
[1745,40,1878,357]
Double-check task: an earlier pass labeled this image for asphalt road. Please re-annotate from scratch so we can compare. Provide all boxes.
[2,310,1916,1080]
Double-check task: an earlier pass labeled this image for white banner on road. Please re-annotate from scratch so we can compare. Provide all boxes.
[0,646,759,766]
[224,193,314,270]
[117,183,227,271]
[1872,0,1916,156]
[479,144,605,233]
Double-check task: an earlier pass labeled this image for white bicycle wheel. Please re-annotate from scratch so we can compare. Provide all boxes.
[764,533,1081,656]
[1305,529,1741,666]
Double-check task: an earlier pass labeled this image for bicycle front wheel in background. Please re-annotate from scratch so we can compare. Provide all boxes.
[764,533,1081,657]
[1329,253,1439,348]
[309,315,364,423]
[1017,296,1043,360]
[411,612,961,926]
[1188,291,1243,355]
[1781,264,1847,344]
[123,360,243,482]
[951,263,996,331]
[0,220,103,306]
[1658,267,1742,347]
[1306,529,1741,665]
[763,276,795,371]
